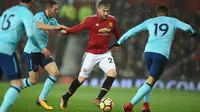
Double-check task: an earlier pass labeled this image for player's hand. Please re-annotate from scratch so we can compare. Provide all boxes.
[109,43,121,51]
[41,48,51,58]
[60,29,67,34]
[56,25,68,30]
[187,30,197,37]
[190,31,197,37]
[60,25,68,29]
[59,30,67,37]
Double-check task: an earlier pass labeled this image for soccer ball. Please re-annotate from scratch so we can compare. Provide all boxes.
[99,97,114,112]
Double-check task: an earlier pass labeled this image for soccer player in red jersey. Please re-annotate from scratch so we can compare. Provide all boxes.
[60,1,120,110]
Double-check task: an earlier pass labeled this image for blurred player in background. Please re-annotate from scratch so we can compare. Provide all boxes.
[22,0,67,110]
[0,0,51,111]
[60,0,120,110]
[109,5,196,112]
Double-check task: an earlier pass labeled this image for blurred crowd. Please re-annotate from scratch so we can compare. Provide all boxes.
[0,0,199,81]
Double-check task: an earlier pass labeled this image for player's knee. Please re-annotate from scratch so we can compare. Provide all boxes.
[146,76,157,86]
[52,70,59,77]
[18,83,23,88]
[10,79,23,88]
[106,69,117,78]
[29,78,38,85]
[14,83,23,88]
[78,76,86,83]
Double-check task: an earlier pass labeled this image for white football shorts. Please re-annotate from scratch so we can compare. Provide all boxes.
[79,51,116,78]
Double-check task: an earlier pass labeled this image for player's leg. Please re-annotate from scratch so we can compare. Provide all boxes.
[142,71,152,112]
[142,59,167,112]
[22,71,40,88]
[0,53,22,112]
[60,75,86,110]
[22,53,40,88]
[40,62,58,101]
[60,53,98,110]
[94,52,117,107]
[36,58,58,110]
[142,86,151,112]
[123,52,168,112]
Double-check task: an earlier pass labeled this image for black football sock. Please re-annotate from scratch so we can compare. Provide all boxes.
[98,76,115,100]
[63,78,83,101]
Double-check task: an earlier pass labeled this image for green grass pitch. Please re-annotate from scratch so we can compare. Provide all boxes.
[0,83,200,112]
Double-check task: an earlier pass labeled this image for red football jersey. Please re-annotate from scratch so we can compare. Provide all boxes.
[66,14,120,54]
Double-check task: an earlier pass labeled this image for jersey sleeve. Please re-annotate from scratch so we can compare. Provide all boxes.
[21,11,43,50]
[117,20,147,45]
[174,18,195,34]
[112,18,120,40]
[34,13,45,23]
[67,17,91,33]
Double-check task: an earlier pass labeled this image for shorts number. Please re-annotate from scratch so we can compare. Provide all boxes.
[108,58,113,63]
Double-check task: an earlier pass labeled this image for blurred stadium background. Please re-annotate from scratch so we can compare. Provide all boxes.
[0,0,200,91]
[0,0,200,111]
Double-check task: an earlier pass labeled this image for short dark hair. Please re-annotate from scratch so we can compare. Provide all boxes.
[98,1,111,8]
[45,0,58,9]
[156,5,168,15]
[20,0,32,3]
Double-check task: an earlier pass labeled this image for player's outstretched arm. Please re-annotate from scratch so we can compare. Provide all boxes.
[62,17,91,34]
[117,21,147,45]
[36,22,67,30]
[109,21,147,51]
[174,19,196,36]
